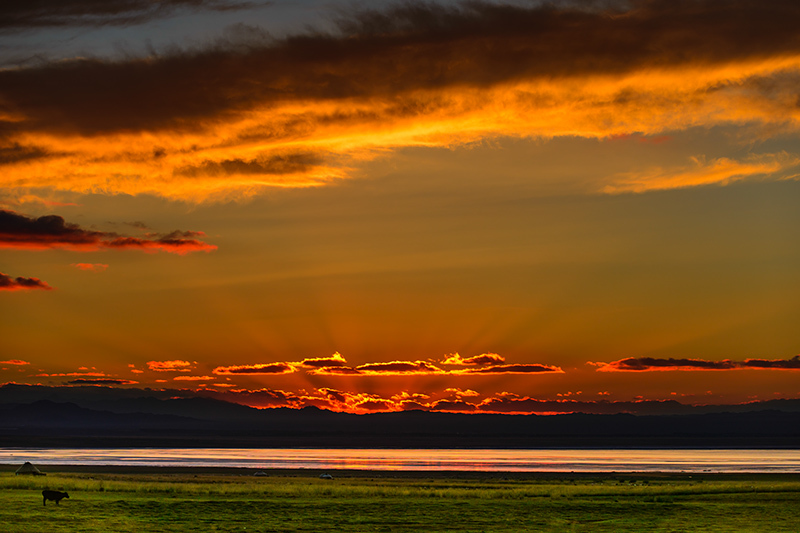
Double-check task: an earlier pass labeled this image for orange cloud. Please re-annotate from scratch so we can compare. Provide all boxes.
[71,263,109,272]
[0,360,30,365]
[0,210,216,254]
[299,352,348,368]
[147,360,194,372]
[0,272,53,291]
[603,153,800,193]
[3,1,800,201]
[173,375,216,381]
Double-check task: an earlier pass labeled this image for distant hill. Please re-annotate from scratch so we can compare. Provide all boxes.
[1,385,799,448]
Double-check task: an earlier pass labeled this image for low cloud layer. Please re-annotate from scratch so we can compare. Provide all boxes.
[216,352,562,377]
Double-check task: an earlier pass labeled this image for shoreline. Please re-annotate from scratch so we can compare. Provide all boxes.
[3,464,800,481]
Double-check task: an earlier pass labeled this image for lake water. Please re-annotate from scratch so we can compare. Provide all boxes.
[2,448,800,473]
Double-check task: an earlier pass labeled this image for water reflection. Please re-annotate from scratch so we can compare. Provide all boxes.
[1,448,799,473]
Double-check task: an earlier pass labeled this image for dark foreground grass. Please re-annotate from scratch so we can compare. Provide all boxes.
[1,470,799,532]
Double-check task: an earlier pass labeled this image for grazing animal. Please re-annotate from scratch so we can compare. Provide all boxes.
[42,490,69,506]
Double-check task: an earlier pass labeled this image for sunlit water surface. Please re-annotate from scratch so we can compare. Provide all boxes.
[2,449,800,472]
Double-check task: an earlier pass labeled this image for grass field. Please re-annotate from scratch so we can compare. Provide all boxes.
[1,469,799,532]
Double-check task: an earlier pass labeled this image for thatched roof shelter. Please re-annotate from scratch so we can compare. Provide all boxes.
[15,462,45,476]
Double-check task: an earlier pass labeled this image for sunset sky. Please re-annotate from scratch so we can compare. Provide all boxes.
[2,0,799,414]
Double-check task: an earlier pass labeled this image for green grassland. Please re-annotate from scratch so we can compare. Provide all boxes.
[1,470,799,532]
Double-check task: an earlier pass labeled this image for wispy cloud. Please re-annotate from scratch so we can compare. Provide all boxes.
[603,153,800,193]
[0,359,30,365]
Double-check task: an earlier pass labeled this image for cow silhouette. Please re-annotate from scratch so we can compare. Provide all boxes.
[42,490,69,506]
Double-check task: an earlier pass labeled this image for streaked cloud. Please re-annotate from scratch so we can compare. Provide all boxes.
[0,359,30,365]
[604,153,800,193]
[66,378,139,385]
[173,375,216,381]
[594,356,800,372]
[0,210,216,254]
[456,363,563,374]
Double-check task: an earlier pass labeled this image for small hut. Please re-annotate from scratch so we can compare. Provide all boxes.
[15,462,45,476]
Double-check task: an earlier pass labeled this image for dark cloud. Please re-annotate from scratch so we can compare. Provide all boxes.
[213,362,295,375]
[0,143,53,165]
[598,357,738,371]
[460,363,563,374]
[175,154,323,178]
[0,0,257,29]
[742,355,800,369]
[462,353,505,365]
[309,366,362,375]
[0,272,53,291]
[67,378,138,385]
[442,352,506,365]
[2,0,800,136]
[430,399,477,412]
[355,399,392,411]
[355,360,443,374]
[475,397,692,415]
[0,209,216,254]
